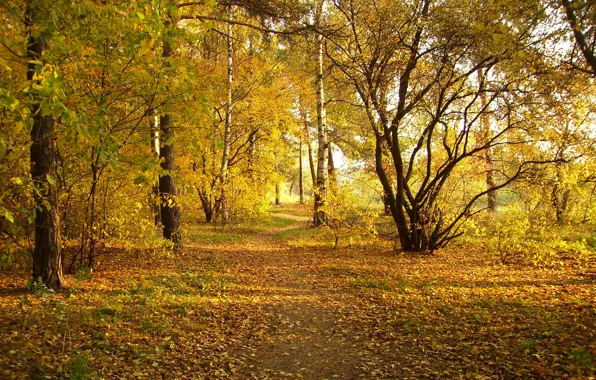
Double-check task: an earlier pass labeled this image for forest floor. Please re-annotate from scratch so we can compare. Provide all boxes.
[0,204,595,379]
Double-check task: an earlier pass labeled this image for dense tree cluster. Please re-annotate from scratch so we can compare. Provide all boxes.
[0,0,595,288]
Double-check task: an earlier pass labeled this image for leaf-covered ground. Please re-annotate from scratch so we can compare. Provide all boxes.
[1,205,595,379]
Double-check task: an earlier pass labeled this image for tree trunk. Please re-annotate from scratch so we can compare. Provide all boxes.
[198,189,214,223]
[248,130,256,178]
[150,108,161,225]
[299,139,304,204]
[552,162,570,225]
[479,70,496,212]
[304,113,317,187]
[27,3,63,289]
[313,1,329,226]
[194,156,215,223]
[222,6,233,169]
[218,5,234,223]
[328,143,336,187]
[374,137,413,251]
[307,142,316,187]
[158,18,181,248]
[159,112,181,248]
[561,0,596,75]
[87,162,99,268]
[275,184,281,205]
[198,126,218,223]
[101,176,110,241]
[382,192,391,215]
[486,153,496,211]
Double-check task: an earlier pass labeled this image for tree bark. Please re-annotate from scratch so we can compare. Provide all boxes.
[299,138,304,204]
[198,120,218,223]
[87,162,99,268]
[302,111,317,187]
[248,130,256,178]
[157,13,182,247]
[26,2,63,289]
[479,70,496,212]
[217,5,234,223]
[561,0,596,75]
[308,143,316,187]
[328,143,336,187]
[552,160,570,225]
[159,112,181,248]
[198,189,214,222]
[150,108,161,225]
[374,137,413,251]
[313,0,329,226]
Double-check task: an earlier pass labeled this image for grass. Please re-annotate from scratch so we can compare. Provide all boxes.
[184,209,300,246]
[184,223,252,245]
[275,223,389,249]
[265,215,298,229]
[275,225,331,245]
[349,278,393,291]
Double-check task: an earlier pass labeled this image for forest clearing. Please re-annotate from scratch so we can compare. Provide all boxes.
[2,0,596,378]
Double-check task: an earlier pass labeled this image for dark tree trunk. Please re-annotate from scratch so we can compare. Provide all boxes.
[159,111,181,248]
[248,130,256,178]
[301,110,317,188]
[486,155,497,212]
[374,137,413,251]
[27,3,63,289]
[275,184,280,205]
[479,69,497,212]
[289,182,295,197]
[213,196,228,224]
[382,193,391,215]
[307,139,316,187]
[101,176,110,241]
[328,143,336,187]
[552,162,570,225]
[87,163,98,268]
[561,0,596,75]
[157,14,181,247]
[198,189,214,223]
[204,204,214,223]
[196,151,216,223]
[555,189,570,225]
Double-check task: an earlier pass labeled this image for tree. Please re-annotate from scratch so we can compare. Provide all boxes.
[313,0,329,226]
[158,8,181,248]
[52,0,168,270]
[159,113,181,247]
[326,0,555,252]
[298,134,305,204]
[215,4,235,222]
[560,0,596,75]
[26,0,63,289]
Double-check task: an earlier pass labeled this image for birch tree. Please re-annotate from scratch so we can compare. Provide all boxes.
[313,0,329,226]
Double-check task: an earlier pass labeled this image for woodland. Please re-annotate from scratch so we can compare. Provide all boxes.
[0,0,595,378]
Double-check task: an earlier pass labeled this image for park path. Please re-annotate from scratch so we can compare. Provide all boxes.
[227,212,367,379]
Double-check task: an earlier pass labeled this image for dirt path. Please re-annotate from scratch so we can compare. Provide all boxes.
[231,214,366,379]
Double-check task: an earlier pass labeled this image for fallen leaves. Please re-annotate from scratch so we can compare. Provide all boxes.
[0,207,594,378]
